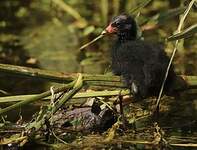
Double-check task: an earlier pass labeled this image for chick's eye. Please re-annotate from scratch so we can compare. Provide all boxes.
[115,22,120,26]
[111,22,120,27]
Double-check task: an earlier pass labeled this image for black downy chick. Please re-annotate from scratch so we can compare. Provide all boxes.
[104,14,175,99]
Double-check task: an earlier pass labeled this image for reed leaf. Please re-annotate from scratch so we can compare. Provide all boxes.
[168,24,197,41]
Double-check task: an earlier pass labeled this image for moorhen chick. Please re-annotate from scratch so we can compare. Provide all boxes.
[104,14,175,99]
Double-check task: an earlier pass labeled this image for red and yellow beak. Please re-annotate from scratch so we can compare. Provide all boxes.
[102,23,118,35]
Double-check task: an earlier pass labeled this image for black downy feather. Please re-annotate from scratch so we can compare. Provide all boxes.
[108,14,175,99]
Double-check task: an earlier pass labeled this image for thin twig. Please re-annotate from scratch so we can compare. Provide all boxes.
[79,33,105,50]
[51,129,68,144]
